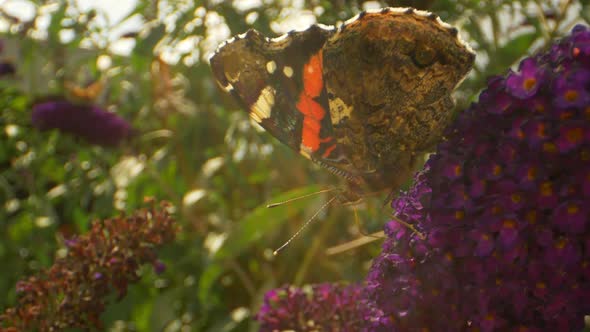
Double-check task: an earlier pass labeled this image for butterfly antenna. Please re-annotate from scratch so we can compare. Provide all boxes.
[273,195,339,255]
[266,188,339,208]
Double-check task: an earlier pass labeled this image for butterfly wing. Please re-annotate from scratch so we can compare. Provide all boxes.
[210,26,348,167]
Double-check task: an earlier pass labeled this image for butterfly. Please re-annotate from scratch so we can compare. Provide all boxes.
[210,7,475,203]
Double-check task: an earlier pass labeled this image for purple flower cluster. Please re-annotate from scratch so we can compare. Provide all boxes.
[31,100,131,147]
[257,283,363,332]
[257,25,590,331]
[365,24,590,331]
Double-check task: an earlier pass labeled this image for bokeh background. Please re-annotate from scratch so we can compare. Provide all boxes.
[0,0,588,331]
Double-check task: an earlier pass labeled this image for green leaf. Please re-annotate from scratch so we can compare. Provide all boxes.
[497,31,539,64]
[198,262,223,307]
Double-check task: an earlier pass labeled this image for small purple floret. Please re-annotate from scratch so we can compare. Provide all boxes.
[152,260,166,275]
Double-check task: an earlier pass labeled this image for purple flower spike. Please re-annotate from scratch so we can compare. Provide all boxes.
[31,100,131,147]
[364,25,590,331]
[256,284,363,332]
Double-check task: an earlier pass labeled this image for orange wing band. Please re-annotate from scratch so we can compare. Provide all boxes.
[296,51,329,153]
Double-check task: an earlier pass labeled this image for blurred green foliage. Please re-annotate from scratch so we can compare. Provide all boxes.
[0,0,587,331]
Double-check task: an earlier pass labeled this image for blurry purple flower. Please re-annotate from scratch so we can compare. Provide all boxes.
[31,100,131,147]
[257,283,363,332]
[64,238,78,248]
[363,24,590,331]
[152,260,166,274]
[0,61,15,76]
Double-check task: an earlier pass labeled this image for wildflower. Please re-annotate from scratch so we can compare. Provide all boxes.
[505,58,546,99]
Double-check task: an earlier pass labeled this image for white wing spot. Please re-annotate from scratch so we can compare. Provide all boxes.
[299,145,312,159]
[283,66,294,78]
[266,61,277,74]
[250,86,275,123]
[221,83,234,92]
[215,80,234,92]
[328,97,353,125]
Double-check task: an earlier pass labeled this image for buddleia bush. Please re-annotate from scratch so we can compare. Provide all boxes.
[0,1,588,331]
